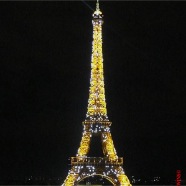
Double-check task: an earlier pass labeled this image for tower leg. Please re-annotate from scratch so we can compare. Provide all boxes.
[118,174,131,186]
[62,167,78,186]
[77,131,91,156]
[102,132,118,161]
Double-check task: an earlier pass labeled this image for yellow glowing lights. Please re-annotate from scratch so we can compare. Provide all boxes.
[102,132,118,161]
[62,2,131,186]
[77,132,91,157]
[118,174,131,186]
[86,3,107,120]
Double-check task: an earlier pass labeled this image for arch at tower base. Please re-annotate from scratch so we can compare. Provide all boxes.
[62,164,131,186]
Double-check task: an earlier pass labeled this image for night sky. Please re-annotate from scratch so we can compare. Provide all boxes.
[1,1,186,182]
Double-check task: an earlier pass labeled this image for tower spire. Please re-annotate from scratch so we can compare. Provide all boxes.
[93,0,102,16]
[96,0,99,11]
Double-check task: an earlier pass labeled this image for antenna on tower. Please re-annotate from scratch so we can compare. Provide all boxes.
[96,0,100,11]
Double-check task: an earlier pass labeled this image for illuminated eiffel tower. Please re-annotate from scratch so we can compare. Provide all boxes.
[62,1,131,185]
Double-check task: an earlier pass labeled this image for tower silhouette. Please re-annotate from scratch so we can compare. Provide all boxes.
[62,1,131,185]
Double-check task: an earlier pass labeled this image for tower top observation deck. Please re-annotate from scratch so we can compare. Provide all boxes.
[93,0,103,18]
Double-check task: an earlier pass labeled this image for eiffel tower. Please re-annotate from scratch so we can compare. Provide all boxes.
[62,1,131,186]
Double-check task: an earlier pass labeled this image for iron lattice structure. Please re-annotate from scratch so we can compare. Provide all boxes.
[62,1,131,186]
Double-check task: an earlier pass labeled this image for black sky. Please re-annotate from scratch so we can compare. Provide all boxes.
[0,1,186,181]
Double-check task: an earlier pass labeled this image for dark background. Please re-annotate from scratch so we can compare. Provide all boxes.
[0,1,186,182]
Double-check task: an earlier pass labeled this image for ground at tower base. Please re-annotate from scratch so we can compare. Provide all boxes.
[1,175,186,185]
